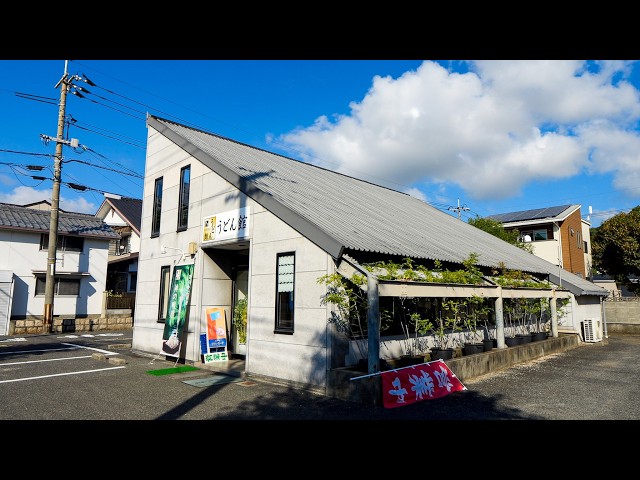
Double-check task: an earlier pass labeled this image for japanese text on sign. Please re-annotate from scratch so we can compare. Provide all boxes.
[202,207,250,243]
[381,360,466,408]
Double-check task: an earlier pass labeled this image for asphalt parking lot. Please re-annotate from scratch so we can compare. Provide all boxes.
[1,330,639,425]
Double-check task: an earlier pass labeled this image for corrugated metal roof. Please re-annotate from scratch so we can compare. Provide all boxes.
[487,205,576,223]
[148,115,607,297]
[0,202,119,239]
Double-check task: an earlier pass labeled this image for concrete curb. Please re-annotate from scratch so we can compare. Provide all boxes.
[91,352,127,365]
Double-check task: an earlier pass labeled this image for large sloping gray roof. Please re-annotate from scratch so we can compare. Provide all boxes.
[148,115,607,297]
[0,202,119,239]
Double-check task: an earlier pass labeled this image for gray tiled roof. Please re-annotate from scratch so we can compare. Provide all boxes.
[0,202,119,239]
[148,115,607,297]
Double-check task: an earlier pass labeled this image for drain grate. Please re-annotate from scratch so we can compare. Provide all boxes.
[236,381,257,387]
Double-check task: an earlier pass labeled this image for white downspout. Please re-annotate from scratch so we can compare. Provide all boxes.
[601,296,609,339]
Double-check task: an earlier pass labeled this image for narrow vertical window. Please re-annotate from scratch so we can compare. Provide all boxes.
[151,177,163,238]
[275,252,295,333]
[177,165,190,231]
[158,265,170,322]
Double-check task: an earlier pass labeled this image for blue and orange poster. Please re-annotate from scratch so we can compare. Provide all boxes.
[206,307,227,349]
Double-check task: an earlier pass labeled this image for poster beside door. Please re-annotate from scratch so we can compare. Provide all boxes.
[203,307,228,363]
[160,263,194,358]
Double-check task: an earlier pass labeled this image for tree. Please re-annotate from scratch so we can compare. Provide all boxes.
[467,216,533,253]
[591,206,640,295]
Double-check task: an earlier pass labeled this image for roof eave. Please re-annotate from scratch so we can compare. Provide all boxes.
[148,116,345,260]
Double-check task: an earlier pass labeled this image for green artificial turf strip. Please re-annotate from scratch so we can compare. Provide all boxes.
[146,365,200,376]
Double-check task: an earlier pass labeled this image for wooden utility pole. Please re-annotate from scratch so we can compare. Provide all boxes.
[42,61,72,333]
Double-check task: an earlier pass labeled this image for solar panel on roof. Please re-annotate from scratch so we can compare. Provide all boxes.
[488,205,572,223]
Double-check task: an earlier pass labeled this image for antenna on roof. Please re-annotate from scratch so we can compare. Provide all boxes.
[448,199,470,220]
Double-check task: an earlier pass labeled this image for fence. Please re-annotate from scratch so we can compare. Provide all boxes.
[106,292,136,310]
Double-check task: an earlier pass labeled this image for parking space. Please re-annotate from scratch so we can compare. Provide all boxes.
[0,332,131,385]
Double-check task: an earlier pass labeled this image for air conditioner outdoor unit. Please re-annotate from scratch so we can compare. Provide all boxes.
[583,318,603,343]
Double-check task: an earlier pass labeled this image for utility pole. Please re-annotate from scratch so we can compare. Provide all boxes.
[448,198,470,220]
[42,61,74,333]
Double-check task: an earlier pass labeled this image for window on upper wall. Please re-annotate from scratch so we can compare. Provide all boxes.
[177,165,190,231]
[275,252,295,334]
[518,228,550,242]
[35,275,80,296]
[158,265,171,322]
[39,234,84,253]
[151,177,163,238]
[584,241,589,254]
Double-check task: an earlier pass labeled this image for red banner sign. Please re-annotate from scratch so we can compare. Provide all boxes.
[381,360,466,408]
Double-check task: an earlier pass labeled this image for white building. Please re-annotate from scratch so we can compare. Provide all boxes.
[95,194,142,294]
[132,115,610,396]
[0,201,119,334]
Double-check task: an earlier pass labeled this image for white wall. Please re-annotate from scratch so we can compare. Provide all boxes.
[133,127,335,389]
[530,239,561,267]
[103,208,126,227]
[0,230,109,318]
[246,204,331,388]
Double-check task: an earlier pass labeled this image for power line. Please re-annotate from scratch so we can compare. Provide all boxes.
[0,148,53,158]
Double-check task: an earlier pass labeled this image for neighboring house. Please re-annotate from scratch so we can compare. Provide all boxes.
[95,194,142,294]
[0,201,119,334]
[487,205,593,279]
[132,115,609,397]
[593,274,639,298]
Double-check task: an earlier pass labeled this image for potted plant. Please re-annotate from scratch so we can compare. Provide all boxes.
[232,297,248,345]
[317,272,392,371]
[430,298,463,360]
[462,295,489,356]
[502,298,521,346]
[399,312,433,366]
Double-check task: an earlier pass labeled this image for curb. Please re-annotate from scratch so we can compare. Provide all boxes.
[91,352,127,365]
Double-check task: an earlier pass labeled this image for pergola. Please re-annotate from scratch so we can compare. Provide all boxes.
[337,254,572,374]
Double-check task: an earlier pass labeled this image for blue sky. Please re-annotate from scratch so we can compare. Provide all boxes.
[1,59,639,228]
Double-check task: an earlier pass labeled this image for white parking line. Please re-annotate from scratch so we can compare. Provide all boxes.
[61,343,118,355]
[1,355,94,366]
[0,366,126,384]
[0,346,80,356]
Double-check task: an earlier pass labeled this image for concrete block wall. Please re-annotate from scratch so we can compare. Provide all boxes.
[9,312,133,335]
[604,299,640,335]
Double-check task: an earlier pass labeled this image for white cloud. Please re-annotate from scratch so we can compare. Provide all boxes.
[61,196,97,214]
[0,186,97,214]
[277,60,640,202]
[404,187,427,202]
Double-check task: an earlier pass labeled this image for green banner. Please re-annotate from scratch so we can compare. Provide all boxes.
[161,263,194,357]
